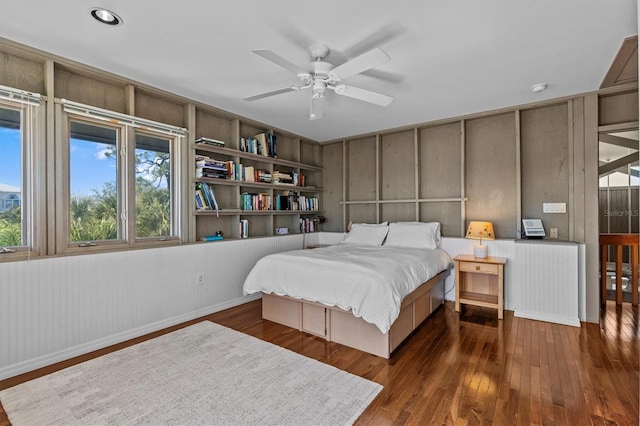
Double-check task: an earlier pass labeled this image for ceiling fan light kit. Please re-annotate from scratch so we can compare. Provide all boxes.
[244,43,394,120]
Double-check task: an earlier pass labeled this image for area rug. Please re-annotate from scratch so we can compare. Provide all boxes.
[0,321,382,425]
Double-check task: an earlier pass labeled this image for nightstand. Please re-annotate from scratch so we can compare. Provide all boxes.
[454,254,507,319]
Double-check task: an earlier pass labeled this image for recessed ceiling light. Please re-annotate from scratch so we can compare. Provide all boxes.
[90,8,123,26]
[531,83,548,93]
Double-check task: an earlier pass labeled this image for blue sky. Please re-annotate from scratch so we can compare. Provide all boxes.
[1,127,116,196]
[0,128,20,188]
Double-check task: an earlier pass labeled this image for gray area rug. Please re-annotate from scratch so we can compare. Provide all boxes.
[0,321,382,425]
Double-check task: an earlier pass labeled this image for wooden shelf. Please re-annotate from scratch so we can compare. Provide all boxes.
[193,177,322,192]
[459,291,499,307]
[192,122,323,241]
[454,255,507,319]
[193,143,322,171]
[194,209,323,216]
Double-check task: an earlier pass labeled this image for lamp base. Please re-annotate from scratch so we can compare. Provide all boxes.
[474,244,488,259]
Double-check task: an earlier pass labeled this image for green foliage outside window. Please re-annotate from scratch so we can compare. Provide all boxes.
[69,149,171,242]
[0,207,21,247]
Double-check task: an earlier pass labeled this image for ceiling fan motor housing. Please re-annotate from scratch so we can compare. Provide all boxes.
[308,43,330,61]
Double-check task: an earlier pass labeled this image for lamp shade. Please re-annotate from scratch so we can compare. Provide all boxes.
[465,221,495,258]
[465,221,495,241]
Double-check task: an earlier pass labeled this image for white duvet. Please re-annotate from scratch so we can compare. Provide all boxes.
[243,243,452,333]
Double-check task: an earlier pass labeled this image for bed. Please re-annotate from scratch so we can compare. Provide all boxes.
[243,222,452,358]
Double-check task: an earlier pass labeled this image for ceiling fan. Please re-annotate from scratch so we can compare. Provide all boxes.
[243,43,394,120]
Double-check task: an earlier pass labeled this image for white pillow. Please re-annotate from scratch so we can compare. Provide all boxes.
[384,222,441,249]
[343,223,389,246]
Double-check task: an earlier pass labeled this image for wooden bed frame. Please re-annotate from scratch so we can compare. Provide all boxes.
[261,269,450,358]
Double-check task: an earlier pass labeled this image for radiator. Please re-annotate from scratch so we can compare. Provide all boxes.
[513,240,581,327]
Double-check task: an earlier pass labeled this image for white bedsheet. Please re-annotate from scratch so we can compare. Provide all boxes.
[243,244,452,333]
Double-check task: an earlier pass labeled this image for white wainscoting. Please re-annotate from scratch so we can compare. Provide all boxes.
[513,240,582,327]
[0,235,302,380]
[0,232,586,380]
[442,237,584,326]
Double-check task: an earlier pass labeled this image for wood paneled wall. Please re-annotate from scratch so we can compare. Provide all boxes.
[323,89,636,246]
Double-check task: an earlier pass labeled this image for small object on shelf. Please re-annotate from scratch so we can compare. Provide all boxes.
[300,217,316,233]
[200,235,223,242]
[239,219,249,239]
[195,136,225,147]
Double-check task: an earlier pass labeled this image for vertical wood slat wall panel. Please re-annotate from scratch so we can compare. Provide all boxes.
[0,234,303,380]
[464,114,518,239]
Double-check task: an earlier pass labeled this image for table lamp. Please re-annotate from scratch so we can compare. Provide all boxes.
[465,221,495,259]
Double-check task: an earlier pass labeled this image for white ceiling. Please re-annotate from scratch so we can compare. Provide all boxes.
[0,1,637,143]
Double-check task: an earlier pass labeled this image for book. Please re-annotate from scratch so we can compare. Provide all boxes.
[200,235,223,241]
[195,189,206,210]
[195,137,225,147]
[239,219,249,239]
[205,183,220,216]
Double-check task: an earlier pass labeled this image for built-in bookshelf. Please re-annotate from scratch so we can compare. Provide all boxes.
[192,110,323,241]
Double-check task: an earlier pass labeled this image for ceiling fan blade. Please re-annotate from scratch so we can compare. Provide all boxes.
[310,94,324,120]
[335,84,393,107]
[252,49,306,75]
[243,87,297,101]
[330,48,390,81]
[343,24,404,58]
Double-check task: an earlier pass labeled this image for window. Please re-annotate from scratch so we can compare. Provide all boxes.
[58,100,184,252]
[0,107,22,248]
[135,133,173,239]
[68,120,120,243]
[3,194,21,210]
[0,88,42,257]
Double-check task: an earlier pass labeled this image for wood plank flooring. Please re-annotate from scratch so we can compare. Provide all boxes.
[1,300,638,425]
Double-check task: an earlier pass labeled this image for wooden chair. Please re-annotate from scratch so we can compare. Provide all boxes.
[600,234,639,305]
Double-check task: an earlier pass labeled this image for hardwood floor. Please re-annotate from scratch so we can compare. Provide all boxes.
[1,300,638,425]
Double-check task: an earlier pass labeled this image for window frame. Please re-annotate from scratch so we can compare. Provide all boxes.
[0,92,44,261]
[130,128,181,245]
[55,101,184,255]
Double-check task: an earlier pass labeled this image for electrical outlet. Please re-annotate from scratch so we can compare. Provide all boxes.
[196,272,205,285]
[550,228,558,238]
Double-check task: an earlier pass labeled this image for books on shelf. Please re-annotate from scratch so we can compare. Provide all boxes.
[195,155,230,179]
[255,169,271,183]
[241,192,272,211]
[195,155,312,188]
[240,190,319,212]
[300,217,317,233]
[195,182,220,216]
[273,170,293,185]
[239,219,249,239]
[239,132,277,158]
[195,137,225,147]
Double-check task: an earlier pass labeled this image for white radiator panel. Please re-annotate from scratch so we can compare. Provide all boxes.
[513,241,581,327]
[0,235,303,380]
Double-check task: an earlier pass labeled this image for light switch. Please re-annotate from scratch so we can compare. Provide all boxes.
[543,202,566,213]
